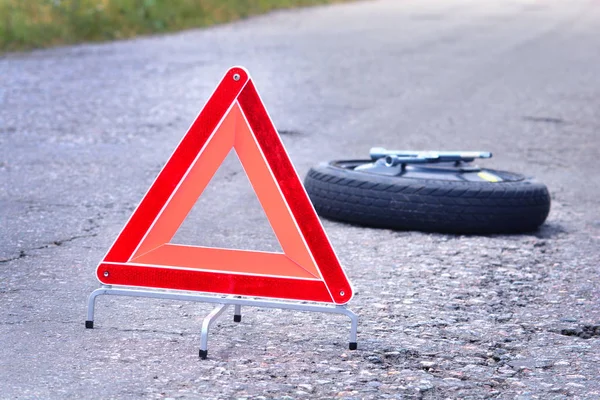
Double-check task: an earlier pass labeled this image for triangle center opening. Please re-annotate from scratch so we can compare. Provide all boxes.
[171,149,283,253]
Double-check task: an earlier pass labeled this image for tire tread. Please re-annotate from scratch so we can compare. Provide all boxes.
[304,163,550,234]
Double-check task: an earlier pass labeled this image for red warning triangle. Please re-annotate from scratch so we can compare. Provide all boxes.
[97,67,353,304]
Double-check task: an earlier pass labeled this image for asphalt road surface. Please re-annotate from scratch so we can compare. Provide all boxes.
[1,0,600,398]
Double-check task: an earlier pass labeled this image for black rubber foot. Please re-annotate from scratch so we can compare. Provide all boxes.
[349,342,357,350]
[85,320,94,329]
[233,315,242,323]
[199,349,208,359]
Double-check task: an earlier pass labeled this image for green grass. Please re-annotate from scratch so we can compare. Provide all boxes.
[0,0,347,52]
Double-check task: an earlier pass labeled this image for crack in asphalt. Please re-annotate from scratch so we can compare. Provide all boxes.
[0,211,104,263]
[278,129,304,136]
[522,115,567,124]
[0,233,98,264]
[0,250,27,264]
[108,327,186,336]
[0,287,46,294]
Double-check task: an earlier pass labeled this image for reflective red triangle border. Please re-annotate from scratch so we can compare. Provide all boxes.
[96,67,353,305]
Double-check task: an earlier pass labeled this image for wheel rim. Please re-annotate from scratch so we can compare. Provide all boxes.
[331,160,525,183]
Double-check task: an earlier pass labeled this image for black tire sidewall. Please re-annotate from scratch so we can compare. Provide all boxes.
[304,161,551,234]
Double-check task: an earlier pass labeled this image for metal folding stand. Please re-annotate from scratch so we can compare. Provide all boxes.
[86,286,358,359]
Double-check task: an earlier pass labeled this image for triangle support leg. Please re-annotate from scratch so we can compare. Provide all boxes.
[199,303,230,359]
[85,286,359,357]
[234,304,242,323]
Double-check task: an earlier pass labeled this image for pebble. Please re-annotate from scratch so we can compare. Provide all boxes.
[418,380,434,391]
[498,367,517,377]
[367,355,383,364]
[297,384,313,393]
[496,314,513,323]
[419,361,436,369]
[560,317,578,323]
[443,378,461,382]
[508,359,552,370]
